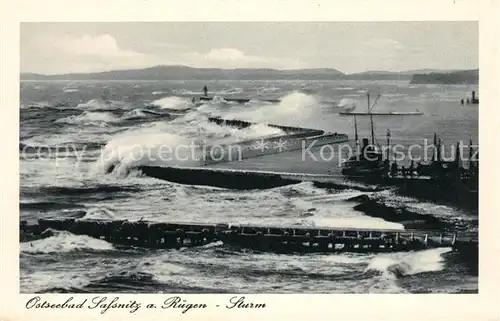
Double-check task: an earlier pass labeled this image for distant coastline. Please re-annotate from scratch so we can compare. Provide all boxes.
[20,65,479,82]
[410,69,478,84]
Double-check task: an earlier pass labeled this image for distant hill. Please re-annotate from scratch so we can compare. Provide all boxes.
[410,69,479,84]
[20,65,346,81]
[20,65,478,82]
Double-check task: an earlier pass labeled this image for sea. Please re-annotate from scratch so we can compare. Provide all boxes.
[20,79,478,293]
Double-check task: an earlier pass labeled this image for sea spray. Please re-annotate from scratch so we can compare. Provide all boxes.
[95,126,203,175]
[365,247,451,277]
[226,92,318,125]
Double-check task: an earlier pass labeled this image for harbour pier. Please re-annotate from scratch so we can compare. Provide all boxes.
[21,218,478,256]
[460,91,479,105]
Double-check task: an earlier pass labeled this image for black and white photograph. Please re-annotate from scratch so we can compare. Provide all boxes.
[18,21,479,294]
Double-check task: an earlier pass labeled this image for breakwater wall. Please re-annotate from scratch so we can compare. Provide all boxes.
[21,218,478,256]
[208,116,324,135]
[202,117,349,165]
[137,166,361,190]
[138,166,302,189]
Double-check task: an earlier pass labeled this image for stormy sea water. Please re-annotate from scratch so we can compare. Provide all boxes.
[20,80,478,293]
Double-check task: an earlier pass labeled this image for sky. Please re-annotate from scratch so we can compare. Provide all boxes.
[20,22,478,75]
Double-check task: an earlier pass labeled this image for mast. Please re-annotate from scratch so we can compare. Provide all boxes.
[354,115,359,142]
[432,133,437,161]
[437,138,442,163]
[368,93,375,145]
[386,129,391,161]
[469,137,473,169]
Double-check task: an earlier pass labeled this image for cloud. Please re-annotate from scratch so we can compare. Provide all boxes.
[22,34,164,74]
[183,48,305,69]
[58,34,145,59]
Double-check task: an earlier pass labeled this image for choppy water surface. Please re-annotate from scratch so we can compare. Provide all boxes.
[20,80,478,293]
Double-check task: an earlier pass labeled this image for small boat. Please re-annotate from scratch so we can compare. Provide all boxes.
[340,93,388,178]
[340,140,387,178]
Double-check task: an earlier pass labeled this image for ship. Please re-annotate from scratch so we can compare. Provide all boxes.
[340,93,478,212]
[340,93,388,178]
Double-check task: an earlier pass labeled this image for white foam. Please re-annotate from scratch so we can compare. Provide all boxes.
[337,98,358,109]
[150,96,191,110]
[55,111,118,126]
[76,99,109,110]
[282,184,402,230]
[121,108,169,120]
[21,231,114,254]
[20,268,92,293]
[28,102,51,108]
[304,214,404,230]
[321,253,371,265]
[81,207,116,220]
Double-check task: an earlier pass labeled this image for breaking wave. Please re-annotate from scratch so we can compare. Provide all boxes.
[95,125,200,175]
[365,247,451,278]
[95,108,288,175]
[81,207,117,220]
[55,111,119,126]
[150,96,191,110]
[121,108,172,121]
[225,92,318,125]
[21,230,114,254]
[76,99,110,110]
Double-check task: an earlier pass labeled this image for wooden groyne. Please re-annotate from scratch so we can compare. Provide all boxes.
[21,219,478,256]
